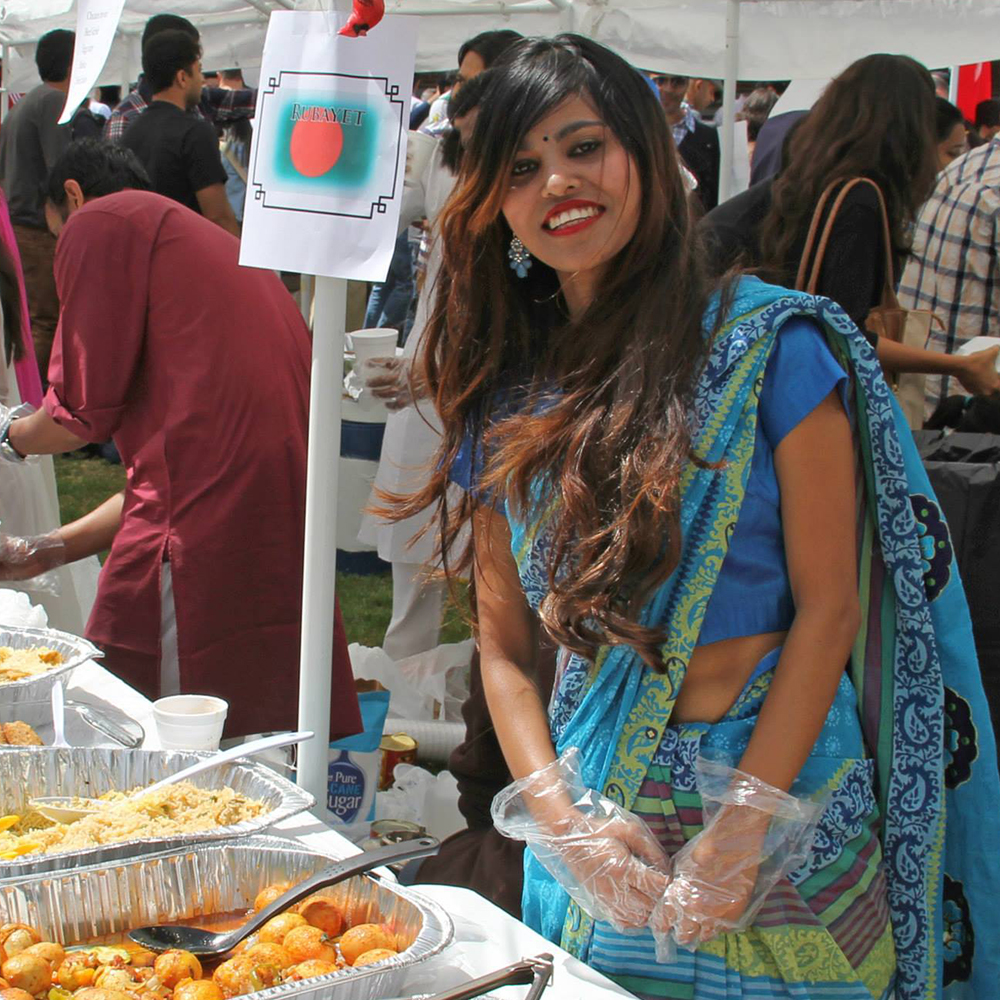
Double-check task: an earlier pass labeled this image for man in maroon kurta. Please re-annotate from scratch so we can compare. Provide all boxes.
[3,141,360,740]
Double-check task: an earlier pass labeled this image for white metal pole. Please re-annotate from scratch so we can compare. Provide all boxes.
[296,275,348,809]
[718,0,740,205]
[1,44,9,123]
[948,65,959,105]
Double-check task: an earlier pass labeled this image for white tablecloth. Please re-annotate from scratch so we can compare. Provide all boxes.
[67,663,633,999]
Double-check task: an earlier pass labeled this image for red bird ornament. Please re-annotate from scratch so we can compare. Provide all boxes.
[339,0,385,37]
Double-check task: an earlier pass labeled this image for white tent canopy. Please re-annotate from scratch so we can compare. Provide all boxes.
[4,0,1000,92]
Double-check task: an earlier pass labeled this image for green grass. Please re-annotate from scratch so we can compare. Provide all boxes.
[53,455,471,650]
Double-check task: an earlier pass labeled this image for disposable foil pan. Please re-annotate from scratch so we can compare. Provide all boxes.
[0,747,314,881]
[0,626,103,707]
[0,835,454,1000]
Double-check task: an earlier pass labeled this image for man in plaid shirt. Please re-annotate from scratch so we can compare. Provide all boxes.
[104,13,254,144]
[899,141,1000,418]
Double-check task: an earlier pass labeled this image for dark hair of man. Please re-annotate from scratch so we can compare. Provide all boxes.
[380,35,723,666]
[457,29,523,69]
[760,53,937,285]
[98,85,122,107]
[0,242,23,366]
[739,87,779,142]
[141,13,199,50]
[142,30,201,94]
[936,97,964,142]
[439,69,495,174]
[35,29,75,83]
[46,139,152,208]
[974,98,1000,129]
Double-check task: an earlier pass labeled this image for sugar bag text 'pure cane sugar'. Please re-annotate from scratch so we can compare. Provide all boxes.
[326,685,390,842]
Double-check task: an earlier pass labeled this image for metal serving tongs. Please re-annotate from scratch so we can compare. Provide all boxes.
[414,954,554,1000]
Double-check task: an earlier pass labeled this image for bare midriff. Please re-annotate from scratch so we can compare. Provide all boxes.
[668,630,788,724]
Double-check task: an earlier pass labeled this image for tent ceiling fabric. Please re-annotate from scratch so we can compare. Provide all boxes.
[2,1,1000,91]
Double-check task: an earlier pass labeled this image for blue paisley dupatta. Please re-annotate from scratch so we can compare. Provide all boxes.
[506,276,1000,999]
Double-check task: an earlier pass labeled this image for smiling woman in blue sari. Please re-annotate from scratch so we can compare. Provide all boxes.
[380,35,1000,1000]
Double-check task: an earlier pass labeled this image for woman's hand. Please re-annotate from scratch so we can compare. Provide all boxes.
[650,805,767,947]
[492,748,670,932]
[649,758,824,958]
[955,345,1000,397]
[553,809,671,930]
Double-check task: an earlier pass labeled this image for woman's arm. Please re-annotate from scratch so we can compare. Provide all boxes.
[877,338,1000,396]
[737,390,860,791]
[474,504,556,781]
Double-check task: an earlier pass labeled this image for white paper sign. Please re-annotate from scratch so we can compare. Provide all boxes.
[58,0,126,125]
[239,12,417,282]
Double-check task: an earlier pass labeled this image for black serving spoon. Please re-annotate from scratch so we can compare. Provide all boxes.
[128,836,440,958]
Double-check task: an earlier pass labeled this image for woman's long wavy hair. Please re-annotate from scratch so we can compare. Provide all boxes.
[760,53,938,283]
[380,35,717,666]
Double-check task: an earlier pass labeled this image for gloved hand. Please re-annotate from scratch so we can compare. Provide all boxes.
[357,357,417,411]
[955,345,1000,397]
[0,402,36,464]
[0,530,66,582]
[492,749,670,932]
[650,756,824,959]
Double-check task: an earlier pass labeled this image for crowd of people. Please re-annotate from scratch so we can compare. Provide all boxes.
[0,11,996,1000]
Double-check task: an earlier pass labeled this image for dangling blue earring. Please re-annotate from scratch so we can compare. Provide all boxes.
[508,235,532,278]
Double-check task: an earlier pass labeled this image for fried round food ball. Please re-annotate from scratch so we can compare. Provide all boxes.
[351,948,397,968]
[252,883,291,913]
[56,953,97,990]
[1,951,52,995]
[22,942,64,967]
[0,928,39,959]
[281,926,337,965]
[93,967,137,992]
[244,943,293,971]
[338,925,394,967]
[173,978,224,1000]
[74,988,134,1000]
[0,988,34,1000]
[257,913,306,946]
[296,896,344,938]
[153,950,202,989]
[282,959,340,982]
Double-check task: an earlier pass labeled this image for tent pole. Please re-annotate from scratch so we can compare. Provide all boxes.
[297,275,346,811]
[0,44,8,123]
[718,0,740,204]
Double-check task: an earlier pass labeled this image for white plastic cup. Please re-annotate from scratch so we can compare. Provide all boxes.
[347,328,398,369]
[405,130,437,185]
[153,694,228,751]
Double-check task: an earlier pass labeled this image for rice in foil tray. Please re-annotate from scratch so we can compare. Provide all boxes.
[0,781,268,859]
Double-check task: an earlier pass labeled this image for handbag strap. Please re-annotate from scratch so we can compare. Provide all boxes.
[795,176,899,310]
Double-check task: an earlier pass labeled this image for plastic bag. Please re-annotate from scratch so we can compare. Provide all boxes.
[349,639,473,722]
[651,754,825,959]
[492,748,669,932]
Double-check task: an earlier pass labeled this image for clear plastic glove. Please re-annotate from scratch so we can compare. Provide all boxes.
[0,402,36,464]
[651,756,824,959]
[357,356,416,410]
[0,530,66,583]
[492,748,670,932]
[955,345,1000,397]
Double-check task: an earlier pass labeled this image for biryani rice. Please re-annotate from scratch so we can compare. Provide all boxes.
[0,781,268,859]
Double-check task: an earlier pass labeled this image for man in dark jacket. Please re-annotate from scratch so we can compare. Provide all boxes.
[655,73,720,212]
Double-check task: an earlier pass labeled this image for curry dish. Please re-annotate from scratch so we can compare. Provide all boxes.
[0,880,400,1000]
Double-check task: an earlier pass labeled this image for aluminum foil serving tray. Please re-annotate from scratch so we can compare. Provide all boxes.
[0,747,314,881]
[0,835,453,1000]
[0,626,102,707]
